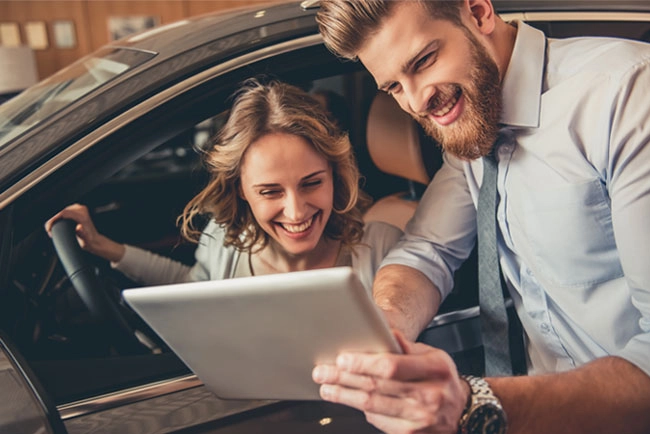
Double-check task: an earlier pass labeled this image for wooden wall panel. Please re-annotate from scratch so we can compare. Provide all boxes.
[185,0,284,18]
[84,1,186,50]
[0,0,288,83]
[0,1,91,80]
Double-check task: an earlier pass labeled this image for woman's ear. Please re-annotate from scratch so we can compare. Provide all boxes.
[238,185,247,201]
[467,0,496,35]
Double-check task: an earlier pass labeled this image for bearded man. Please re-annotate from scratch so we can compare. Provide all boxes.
[312,1,650,434]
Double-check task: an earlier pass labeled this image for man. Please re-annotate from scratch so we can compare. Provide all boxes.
[312,1,650,433]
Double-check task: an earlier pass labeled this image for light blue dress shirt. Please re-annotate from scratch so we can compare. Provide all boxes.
[382,21,650,376]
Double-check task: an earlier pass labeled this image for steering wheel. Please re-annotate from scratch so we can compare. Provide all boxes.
[50,219,149,354]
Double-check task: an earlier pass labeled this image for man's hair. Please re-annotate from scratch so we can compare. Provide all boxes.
[179,78,370,251]
[317,0,464,60]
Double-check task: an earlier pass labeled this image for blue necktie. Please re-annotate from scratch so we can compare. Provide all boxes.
[477,141,515,377]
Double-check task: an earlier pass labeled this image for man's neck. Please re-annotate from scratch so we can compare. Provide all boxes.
[492,18,518,83]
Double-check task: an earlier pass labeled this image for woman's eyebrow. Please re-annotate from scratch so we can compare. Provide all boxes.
[301,170,327,181]
[251,170,327,188]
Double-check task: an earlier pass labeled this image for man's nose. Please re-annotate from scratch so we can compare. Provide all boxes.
[402,80,432,116]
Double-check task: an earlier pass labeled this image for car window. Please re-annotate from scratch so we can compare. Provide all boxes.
[0,47,155,149]
[2,60,373,409]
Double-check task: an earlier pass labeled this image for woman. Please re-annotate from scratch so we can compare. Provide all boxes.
[45,78,402,291]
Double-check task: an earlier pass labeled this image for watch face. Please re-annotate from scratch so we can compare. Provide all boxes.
[466,403,506,434]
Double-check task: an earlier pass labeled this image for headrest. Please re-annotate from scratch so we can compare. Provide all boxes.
[366,92,430,186]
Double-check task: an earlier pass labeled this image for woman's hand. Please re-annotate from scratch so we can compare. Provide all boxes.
[45,203,126,263]
[312,331,469,434]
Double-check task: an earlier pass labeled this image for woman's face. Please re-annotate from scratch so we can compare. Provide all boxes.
[239,132,334,256]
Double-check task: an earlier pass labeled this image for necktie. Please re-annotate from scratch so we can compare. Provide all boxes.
[477,140,514,377]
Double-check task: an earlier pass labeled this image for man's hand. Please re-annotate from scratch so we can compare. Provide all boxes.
[312,332,470,434]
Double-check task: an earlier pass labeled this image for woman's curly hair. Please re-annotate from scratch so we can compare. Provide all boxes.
[178,77,371,252]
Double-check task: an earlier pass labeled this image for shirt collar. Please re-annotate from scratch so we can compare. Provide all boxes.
[500,21,546,129]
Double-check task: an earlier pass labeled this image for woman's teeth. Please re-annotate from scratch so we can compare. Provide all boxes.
[281,216,314,233]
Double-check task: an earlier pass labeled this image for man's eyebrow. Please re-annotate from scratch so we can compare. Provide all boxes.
[378,40,440,91]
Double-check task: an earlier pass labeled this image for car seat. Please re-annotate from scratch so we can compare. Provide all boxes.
[363,91,483,374]
[363,92,441,229]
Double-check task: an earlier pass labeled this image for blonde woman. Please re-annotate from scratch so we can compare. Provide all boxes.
[46,78,402,291]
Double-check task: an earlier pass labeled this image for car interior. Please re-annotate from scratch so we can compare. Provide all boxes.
[1,12,650,429]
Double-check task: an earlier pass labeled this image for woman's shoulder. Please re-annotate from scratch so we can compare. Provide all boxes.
[196,220,238,256]
[362,220,404,245]
[201,219,227,237]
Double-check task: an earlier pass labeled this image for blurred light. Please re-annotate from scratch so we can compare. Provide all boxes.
[255,11,266,18]
[0,46,38,94]
[319,417,332,426]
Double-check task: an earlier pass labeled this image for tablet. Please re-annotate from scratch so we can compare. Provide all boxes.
[122,266,401,400]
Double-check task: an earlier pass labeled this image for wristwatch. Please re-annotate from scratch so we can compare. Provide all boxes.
[457,375,507,434]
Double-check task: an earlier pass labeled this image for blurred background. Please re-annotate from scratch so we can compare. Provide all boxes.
[0,0,284,100]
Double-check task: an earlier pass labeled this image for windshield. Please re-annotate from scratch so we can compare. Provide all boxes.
[0,47,155,149]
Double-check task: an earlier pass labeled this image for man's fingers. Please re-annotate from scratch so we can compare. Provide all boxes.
[318,384,448,429]
[314,365,416,396]
[333,347,455,382]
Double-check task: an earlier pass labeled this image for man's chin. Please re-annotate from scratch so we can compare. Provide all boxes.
[421,127,487,161]
[442,140,493,161]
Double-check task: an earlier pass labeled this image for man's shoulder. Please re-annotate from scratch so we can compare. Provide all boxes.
[549,35,650,76]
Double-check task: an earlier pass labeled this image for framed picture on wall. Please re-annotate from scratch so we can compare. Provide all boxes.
[0,22,21,47]
[108,16,159,41]
[53,20,77,49]
[24,21,49,50]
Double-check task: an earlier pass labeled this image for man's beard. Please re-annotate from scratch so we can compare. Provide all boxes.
[416,32,502,161]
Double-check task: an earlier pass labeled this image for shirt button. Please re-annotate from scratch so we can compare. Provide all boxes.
[540,323,551,334]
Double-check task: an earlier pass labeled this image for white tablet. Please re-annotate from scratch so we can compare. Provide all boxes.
[122,266,401,400]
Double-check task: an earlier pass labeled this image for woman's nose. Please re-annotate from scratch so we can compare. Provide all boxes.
[283,192,307,221]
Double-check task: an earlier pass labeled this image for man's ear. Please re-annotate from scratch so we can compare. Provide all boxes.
[467,0,496,35]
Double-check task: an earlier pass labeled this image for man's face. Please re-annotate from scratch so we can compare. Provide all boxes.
[358,2,502,160]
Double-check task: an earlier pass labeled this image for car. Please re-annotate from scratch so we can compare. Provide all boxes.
[1,1,649,433]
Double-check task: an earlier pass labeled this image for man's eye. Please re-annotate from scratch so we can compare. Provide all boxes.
[385,83,400,96]
[414,52,435,71]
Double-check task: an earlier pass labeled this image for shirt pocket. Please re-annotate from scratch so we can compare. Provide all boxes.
[519,179,623,287]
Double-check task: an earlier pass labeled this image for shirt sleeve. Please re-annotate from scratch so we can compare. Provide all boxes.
[112,245,193,285]
[380,152,478,300]
[112,220,234,285]
[353,221,403,292]
[606,55,650,376]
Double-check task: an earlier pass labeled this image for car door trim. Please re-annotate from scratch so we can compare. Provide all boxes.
[500,11,650,22]
[57,374,203,420]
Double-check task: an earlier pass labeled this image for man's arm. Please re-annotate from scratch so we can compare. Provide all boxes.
[313,347,650,434]
[492,356,650,434]
[373,264,442,341]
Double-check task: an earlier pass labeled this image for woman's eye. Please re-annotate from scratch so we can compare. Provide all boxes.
[303,180,322,189]
[259,189,280,197]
